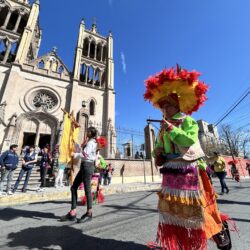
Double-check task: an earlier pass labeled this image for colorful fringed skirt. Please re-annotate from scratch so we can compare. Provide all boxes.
[155,160,222,250]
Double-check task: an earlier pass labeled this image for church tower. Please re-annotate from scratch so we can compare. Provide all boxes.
[0,0,41,64]
[0,2,116,159]
[71,19,116,158]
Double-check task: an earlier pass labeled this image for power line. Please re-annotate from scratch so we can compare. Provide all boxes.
[215,87,250,124]
[215,88,250,126]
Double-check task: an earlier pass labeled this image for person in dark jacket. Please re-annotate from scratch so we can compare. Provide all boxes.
[37,146,51,192]
[0,144,19,196]
[13,145,37,193]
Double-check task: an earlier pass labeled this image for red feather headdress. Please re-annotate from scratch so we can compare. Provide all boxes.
[144,65,209,114]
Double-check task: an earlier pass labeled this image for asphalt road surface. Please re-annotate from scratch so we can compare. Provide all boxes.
[0,178,249,250]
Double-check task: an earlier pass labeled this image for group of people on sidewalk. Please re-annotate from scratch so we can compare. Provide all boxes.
[0,144,53,196]
[0,141,114,197]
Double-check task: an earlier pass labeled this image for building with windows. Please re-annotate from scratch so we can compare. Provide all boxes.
[197,119,220,155]
[0,0,116,157]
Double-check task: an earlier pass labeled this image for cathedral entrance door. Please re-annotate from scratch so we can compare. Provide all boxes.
[22,133,36,148]
[38,134,51,149]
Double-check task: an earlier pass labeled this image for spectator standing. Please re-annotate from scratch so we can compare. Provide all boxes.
[135,151,140,159]
[55,163,66,188]
[213,152,229,195]
[38,146,51,192]
[246,163,250,176]
[139,152,144,159]
[230,163,237,180]
[0,144,19,196]
[13,145,37,193]
[106,163,114,185]
[95,149,107,185]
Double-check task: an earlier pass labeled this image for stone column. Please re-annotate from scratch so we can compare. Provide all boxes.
[92,68,96,85]
[85,66,88,83]
[13,14,22,32]
[87,41,91,57]
[2,42,12,63]
[2,10,12,29]
[99,71,103,88]
[100,45,104,62]
[94,44,97,60]
[34,123,40,146]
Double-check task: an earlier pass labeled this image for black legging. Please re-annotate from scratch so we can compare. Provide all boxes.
[71,161,94,210]
[40,167,48,187]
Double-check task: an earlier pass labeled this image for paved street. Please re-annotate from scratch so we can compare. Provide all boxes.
[0,178,249,250]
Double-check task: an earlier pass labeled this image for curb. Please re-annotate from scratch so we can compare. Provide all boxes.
[0,183,161,206]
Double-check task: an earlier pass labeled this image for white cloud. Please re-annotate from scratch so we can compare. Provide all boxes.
[121,52,126,74]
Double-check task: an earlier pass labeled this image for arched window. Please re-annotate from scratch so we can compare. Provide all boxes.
[80,64,86,82]
[89,100,95,116]
[17,14,28,34]
[8,42,18,62]
[88,66,94,84]
[102,46,107,61]
[0,40,6,62]
[58,65,64,74]
[38,60,45,69]
[82,38,89,57]
[94,68,100,86]
[7,11,19,30]
[89,41,95,59]
[101,71,106,87]
[0,7,9,27]
[96,43,102,61]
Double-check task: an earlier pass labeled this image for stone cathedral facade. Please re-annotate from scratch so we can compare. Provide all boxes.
[0,0,116,158]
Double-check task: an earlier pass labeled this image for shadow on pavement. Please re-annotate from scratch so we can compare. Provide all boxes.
[7,225,147,250]
[30,200,71,206]
[103,204,157,213]
[217,199,250,206]
[0,207,59,221]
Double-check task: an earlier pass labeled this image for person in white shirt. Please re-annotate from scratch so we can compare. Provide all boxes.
[61,127,97,223]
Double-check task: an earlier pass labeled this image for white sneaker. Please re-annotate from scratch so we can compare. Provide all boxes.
[55,185,59,188]
[0,192,7,197]
[7,191,13,195]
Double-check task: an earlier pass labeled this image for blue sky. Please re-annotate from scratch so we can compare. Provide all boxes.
[37,0,250,134]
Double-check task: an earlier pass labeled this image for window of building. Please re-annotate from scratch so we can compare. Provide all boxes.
[89,100,95,115]
[38,60,45,69]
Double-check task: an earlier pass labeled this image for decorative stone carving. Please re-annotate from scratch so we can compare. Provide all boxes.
[32,91,58,111]
[23,87,61,113]
[0,101,7,121]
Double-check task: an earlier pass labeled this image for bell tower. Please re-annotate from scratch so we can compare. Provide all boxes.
[72,19,116,158]
[0,0,41,64]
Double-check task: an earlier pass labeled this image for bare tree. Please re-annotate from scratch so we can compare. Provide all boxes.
[240,132,250,158]
[219,124,250,158]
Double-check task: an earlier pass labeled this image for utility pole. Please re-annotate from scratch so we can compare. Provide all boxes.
[224,129,235,160]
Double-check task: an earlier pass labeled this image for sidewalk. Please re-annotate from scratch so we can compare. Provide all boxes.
[0,182,161,206]
[1,176,249,206]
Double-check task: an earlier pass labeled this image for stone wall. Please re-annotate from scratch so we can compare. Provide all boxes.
[222,155,250,177]
[105,159,161,184]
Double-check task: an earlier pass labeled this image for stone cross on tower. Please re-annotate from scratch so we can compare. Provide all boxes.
[52,46,58,53]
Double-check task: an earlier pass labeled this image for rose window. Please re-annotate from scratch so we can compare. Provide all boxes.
[32,91,58,111]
